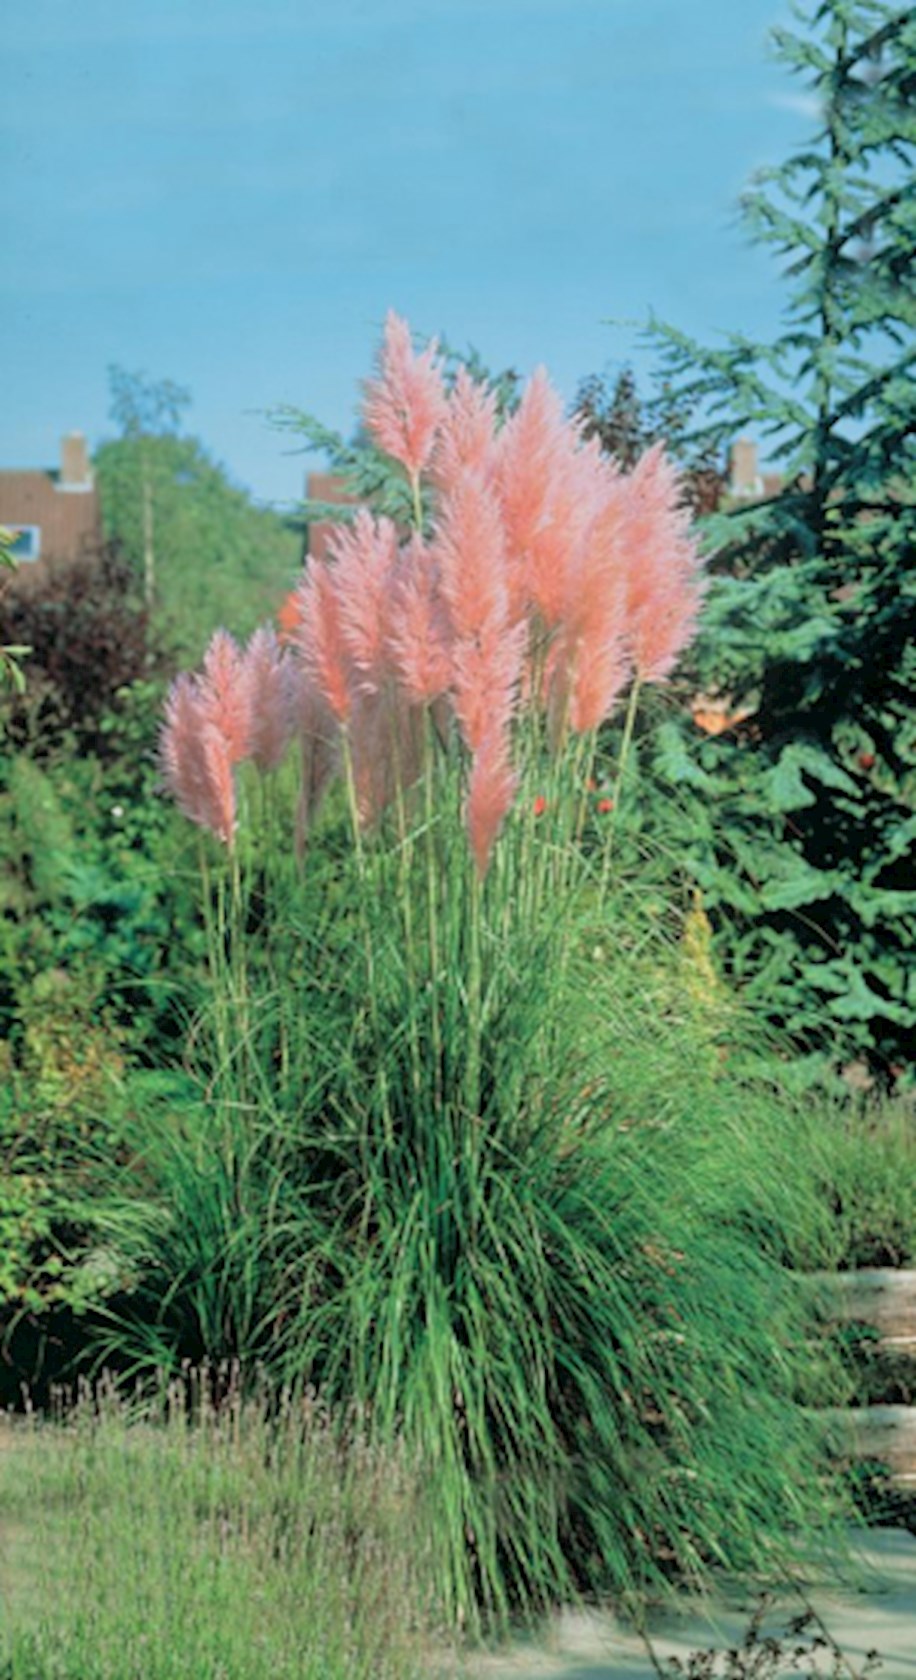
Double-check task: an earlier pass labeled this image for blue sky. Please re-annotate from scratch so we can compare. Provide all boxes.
[1,0,816,507]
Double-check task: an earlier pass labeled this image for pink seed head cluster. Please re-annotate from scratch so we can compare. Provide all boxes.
[363,310,448,482]
[161,627,294,847]
[162,314,703,873]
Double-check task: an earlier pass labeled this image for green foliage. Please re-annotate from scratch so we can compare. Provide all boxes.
[107,364,191,439]
[0,707,202,1053]
[97,385,301,659]
[87,744,847,1632]
[816,1096,916,1269]
[0,690,204,1353]
[0,963,132,1340]
[638,0,916,1080]
[0,388,294,1337]
[0,1384,437,1680]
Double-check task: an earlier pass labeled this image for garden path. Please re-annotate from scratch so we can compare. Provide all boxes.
[463,1530,916,1680]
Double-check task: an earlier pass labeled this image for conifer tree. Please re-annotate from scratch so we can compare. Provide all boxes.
[643,0,915,1081]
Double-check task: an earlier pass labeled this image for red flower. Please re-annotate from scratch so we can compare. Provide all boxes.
[596,796,614,813]
[858,751,875,770]
[533,795,548,817]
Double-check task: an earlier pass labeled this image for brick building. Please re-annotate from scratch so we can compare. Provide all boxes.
[727,438,783,503]
[0,433,102,569]
[304,471,360,561]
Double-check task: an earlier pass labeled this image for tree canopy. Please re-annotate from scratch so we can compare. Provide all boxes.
[638,0,915,1083]
[98,370,302,659]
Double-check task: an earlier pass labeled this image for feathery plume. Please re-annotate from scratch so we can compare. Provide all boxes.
[620,445,704,684]
[528,440,605,634]
[363,310,447,479]
[431,366,499,492]
[328,511,400,693]
[277,588,304,645]
[161,674,206,824]
[495,369,564,556]
[291,563,353,723]
[451,613,525,754]
[434,472,510,642]
[466,727,518,879]
[160,675,237,845]
[495,368,593,626]
[554,476,632,735]
[199,629,253,763]
[434,469,522,759]
[198,727,237,846]
[387,536,453,706]
[243,626,294,773]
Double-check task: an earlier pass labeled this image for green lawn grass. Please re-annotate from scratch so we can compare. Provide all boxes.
[0,1379,448,1680]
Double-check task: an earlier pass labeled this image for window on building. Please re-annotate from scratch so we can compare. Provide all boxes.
[7,525,41,561]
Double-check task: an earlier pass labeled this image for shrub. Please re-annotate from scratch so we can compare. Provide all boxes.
[91,315,846,1630]
[642,0,916,1082]
[0,544,162,755]
[0,702,203,1380]
[0,696,204,1053]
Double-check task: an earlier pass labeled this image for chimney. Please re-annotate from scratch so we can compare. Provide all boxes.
[59,431,92,489]
[729,438,761,501]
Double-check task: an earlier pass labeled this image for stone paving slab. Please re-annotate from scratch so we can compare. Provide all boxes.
[462,1530,916,1680]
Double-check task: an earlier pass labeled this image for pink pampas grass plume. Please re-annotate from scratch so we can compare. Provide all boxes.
[291,562,353,723]
[495,369,565,556]
[363,310,447,480]
[620,445,704,684]
[161,674,207,825]
[495,368,595,626]
[434,469,523,756]
[525,440,605,634]
[451,613,525,754]
[243,626,294,774]
[199,629,253,764]
[328,511,400,693]
[160,675,237,845]
[467,727,518,879]
[198,728,237,846]
[387,536,453,706]
[566,602,630,733]
[433,472,510,643]
[431,366,499,492]
[552,477,632,735]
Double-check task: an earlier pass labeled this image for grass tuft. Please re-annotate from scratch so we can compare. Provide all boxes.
[79,777,850,1630]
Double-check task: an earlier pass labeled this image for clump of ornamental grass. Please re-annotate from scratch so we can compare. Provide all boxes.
[99,314,847,1630]
[0,1376,441,1680]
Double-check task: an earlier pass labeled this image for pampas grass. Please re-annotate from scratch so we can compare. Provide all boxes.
[119,319,847,1632]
